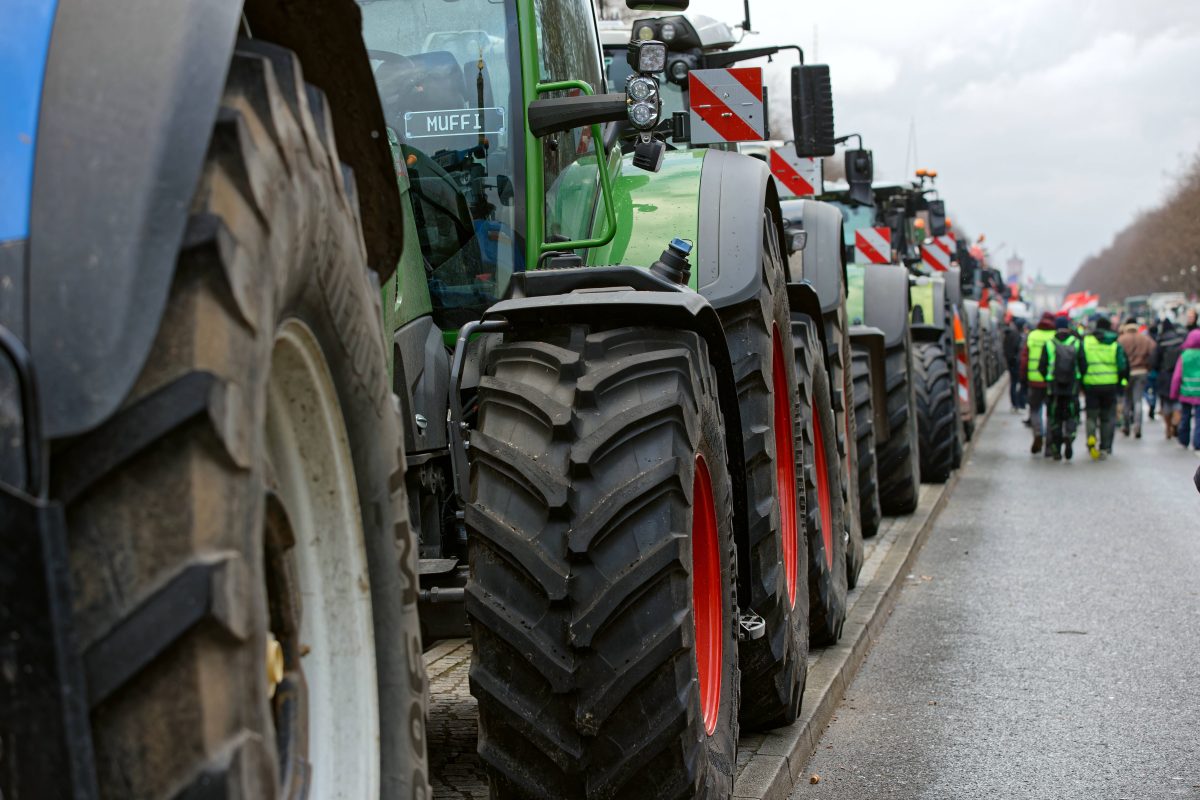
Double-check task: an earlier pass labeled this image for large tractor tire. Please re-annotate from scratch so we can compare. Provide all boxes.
[838,327,865,589]
[467,326,740,800]
[914,338,958,483]
[53,43,429,800]
[972,334,987,415]
[792,317,847,646]
[850,347,882,538]
[717,233,807,732]
[875,335,921,515]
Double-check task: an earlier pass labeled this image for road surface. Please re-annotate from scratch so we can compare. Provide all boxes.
[793,407,1200,799]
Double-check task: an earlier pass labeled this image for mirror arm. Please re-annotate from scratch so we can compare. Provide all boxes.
[704,44,803,69]
[834,132,863,150]
[527,94,628,138]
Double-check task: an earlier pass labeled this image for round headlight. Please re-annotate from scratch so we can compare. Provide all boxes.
[637,25,654,41]
[628,76,657,102]
[661,22,676,41]
[669,60,689,82]
[628,100,658,129]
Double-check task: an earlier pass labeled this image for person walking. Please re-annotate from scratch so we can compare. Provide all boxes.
[1078,317,1129,460]
[1145,320,1160,420]
[1154,318,1185,439]
[1020,311,1057,455]
[1003,313,1026,412]
[1037,316,1082,460]
[1169,328,1200,450]
[1118,318,1156,438]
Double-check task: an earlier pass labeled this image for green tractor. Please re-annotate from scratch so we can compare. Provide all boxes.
[598,9,866,634]
[367,0,852,794]
[818,157,925,518]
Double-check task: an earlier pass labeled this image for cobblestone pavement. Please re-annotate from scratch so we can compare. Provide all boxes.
[424,639,488,799]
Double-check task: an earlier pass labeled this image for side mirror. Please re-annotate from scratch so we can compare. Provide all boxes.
[928,199,947,236]
[884,202,907,255]
[626,0,688,8]
[845,148,873,206]
[791,65,835,158]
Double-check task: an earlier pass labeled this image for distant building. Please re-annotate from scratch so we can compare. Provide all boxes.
[1006,254,1024,286]
[1030,273,1066,316]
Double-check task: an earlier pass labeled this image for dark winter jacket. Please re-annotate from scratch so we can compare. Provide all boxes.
[1153,326,1185,396]
[1002,324,1022,368]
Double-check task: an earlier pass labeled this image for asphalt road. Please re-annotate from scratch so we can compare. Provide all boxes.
[793,405,1200,799]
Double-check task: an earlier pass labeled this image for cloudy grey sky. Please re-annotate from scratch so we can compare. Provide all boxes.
[679,0,1200,284]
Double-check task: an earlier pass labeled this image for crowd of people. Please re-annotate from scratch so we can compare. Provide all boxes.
[1002,306,1200,461]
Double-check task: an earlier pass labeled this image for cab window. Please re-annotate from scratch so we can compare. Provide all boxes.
[533,0,606,243]
[360,0,524,328]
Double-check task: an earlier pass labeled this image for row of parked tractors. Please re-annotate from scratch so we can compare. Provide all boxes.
[1,0,1010,798]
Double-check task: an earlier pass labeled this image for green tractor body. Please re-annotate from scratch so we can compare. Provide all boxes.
[362,0,850,793]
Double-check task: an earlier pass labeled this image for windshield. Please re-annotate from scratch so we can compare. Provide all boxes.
[360,0,524,328]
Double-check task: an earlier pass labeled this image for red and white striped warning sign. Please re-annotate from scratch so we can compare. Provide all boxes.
[921,235,955,272]
[853,227,892,264]
[769,148,822,197]
[953,310,971,411]
[688,68,765,145]
[956,346,971,407]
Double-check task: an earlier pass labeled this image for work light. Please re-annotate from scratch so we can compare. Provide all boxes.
[627,39,667,74]
[625,75,660,130]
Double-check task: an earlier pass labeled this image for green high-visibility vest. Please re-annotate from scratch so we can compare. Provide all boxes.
[1026,328,1055,382]
[1082,334,1119,387]
[1181,349,1200,398]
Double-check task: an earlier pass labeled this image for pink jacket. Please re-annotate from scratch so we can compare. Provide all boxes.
[1169,329,1200,405]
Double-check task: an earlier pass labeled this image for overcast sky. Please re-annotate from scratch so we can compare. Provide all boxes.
[678,0,1200,284]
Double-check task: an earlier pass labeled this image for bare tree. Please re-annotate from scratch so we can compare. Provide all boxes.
[1067,148,1200,302]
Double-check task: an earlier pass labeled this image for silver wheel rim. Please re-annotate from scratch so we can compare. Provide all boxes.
[266,319,380,799]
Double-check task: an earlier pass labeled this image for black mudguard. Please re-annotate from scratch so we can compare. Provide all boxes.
[778,198,846,318]
[392,316,451,455]
[484,268,754,605]
[849,325,889,439]
[695,149,788,311]
[786,280,829,368]
[944,265,963,308]
[22,0,399,439]
[861,264,911,350]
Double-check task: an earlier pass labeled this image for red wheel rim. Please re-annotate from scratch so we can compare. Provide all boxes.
[771,327,799,608]
[811,391,835,571]
[692,455,723,736]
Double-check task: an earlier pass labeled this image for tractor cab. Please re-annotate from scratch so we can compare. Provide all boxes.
[361,0,626,324]
[361,0,526,325]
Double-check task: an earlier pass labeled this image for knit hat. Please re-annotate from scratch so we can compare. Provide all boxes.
[1055,316,1070,330]
[1039,311,1056,327]
[1095,317,1112,331]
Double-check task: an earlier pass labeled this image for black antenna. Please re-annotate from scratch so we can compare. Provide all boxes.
[741,0,753,32]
